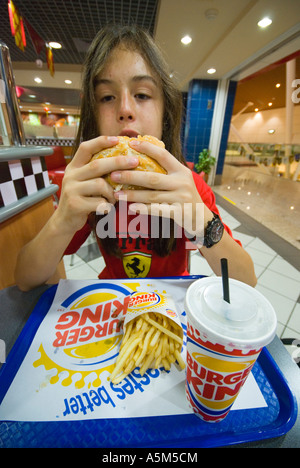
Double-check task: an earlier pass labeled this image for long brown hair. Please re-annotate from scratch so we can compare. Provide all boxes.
[74,24,186,257]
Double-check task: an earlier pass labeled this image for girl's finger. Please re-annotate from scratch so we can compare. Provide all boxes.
[110,168,175,191]
[129,140,185,174]
[114,189,180,205]
[74,178,116,205]
[74,153,140,181]
[71,136,119,168]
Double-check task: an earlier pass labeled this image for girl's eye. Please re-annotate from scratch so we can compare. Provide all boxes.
[100,95,115,103]
[135,93,150,100]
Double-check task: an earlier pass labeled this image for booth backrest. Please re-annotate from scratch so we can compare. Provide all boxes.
[45,146,66,170]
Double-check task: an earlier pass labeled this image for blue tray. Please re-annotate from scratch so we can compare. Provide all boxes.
[0,283,297,448]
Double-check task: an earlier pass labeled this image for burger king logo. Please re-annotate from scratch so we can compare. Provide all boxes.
[33,283,132,389]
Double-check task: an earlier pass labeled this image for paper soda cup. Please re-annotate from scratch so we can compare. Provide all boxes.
[185,277,277,423]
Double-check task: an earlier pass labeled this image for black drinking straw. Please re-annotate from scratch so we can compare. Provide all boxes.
[221,258,230,303]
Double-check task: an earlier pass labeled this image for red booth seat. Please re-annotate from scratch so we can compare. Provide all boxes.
[45,146,67,199]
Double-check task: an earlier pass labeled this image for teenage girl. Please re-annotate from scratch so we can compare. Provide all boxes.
[15,25,256,291]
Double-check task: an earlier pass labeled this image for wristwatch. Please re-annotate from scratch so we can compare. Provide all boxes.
[203,212,224,248]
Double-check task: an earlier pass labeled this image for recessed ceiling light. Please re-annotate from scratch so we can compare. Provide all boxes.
[48,41,62,49]
[254,108,259,112]
[268,102,273,106]
[34,77,42,84]
[257,17,272,28]
[181,35,192,45]
[276,83,281,88]
[45,102,51,105]
[205,8,219,20]
[268,129,275,134]
[60,108,65,111]
[29,94,36,98]
[207,68,216,74]
[64,79,72,84]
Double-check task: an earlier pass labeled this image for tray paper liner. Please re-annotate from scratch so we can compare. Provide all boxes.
[0,279,267,422]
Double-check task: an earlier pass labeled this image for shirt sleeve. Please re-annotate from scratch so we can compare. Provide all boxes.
[63,221,92,255]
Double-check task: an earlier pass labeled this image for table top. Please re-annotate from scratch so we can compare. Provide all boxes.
[0,283,299,448]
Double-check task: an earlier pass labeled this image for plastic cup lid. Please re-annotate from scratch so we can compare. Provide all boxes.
[185,277,277,349]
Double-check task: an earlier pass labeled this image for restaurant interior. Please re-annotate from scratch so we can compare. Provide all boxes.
[0,0,300,448]
[3,0,299,336]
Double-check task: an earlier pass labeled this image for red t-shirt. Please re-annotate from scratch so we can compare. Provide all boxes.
[64,171,241,279]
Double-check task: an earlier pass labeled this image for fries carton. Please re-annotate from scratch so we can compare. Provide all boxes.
[110,291,185,384]
[124,291,183,338]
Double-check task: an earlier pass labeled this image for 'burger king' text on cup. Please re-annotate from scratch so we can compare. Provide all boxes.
[185,277,277,423]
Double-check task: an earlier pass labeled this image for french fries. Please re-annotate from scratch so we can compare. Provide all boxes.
[109,312,185,384]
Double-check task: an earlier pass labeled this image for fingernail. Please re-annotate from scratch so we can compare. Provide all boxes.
[111,171,121,181]
[128,156,139,165]
[130,139,140,146]
[107,136,119,143]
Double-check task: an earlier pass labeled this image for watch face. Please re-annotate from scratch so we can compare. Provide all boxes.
[210,220,224,242]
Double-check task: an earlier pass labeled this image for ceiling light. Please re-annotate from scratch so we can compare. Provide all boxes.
[34,77,42,84]
[268,102,273,106]
[64,79,72,84]
[258,17,272,28]
[48,41,62,49]
[181,35,192,45]
[276,83,281,88]
[60,108,65,111]
[29,94,36,98]
[268,129,275,134]
[45,102,51,105]
[254,108,259,112]
[205,8,219,20]
[207,68,216,74]
[35,58,43,68]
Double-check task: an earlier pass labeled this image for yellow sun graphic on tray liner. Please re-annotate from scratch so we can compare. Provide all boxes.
[32,283,167,389]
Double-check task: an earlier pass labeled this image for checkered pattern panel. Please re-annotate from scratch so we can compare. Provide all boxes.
[0,157,50,208]
[25,138,74,147]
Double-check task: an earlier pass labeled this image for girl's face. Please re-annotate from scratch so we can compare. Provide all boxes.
[94,46,164,140]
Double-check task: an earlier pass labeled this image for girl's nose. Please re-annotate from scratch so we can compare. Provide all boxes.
[119,114,133,121]
[118,93,135,122]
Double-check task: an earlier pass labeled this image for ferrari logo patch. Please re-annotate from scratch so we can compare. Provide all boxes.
[122,251,152,278]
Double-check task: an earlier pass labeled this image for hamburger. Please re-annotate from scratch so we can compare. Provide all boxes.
[91,135,166,191]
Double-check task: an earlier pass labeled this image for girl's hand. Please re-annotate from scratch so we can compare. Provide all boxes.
[54,136,139,233]
[110,139,205,238]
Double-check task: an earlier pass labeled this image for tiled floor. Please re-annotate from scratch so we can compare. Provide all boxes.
[63,197,300,351]
[214,163,300,250]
